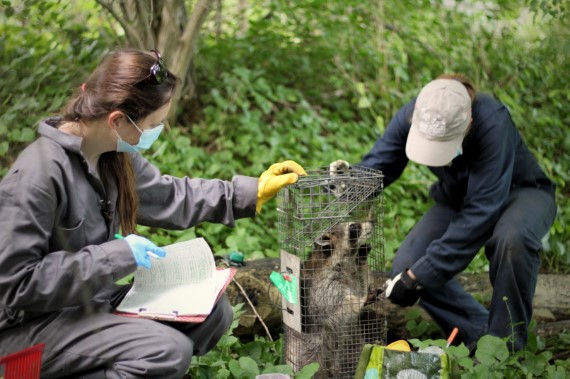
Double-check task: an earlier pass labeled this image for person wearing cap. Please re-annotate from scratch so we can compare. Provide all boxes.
[331,73,556,351]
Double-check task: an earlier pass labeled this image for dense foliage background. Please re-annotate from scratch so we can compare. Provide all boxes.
[1,0,567,273]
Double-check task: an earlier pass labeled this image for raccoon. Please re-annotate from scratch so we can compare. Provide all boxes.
[299,219,382,378]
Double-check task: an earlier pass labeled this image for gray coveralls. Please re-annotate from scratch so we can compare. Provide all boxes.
[0,118,258,378]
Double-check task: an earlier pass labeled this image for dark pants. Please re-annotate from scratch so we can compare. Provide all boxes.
[0,294,233,378]
[391,187,556,351]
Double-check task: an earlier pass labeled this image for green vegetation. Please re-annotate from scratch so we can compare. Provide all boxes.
[1,0,567,270]
[188,304,319,378]
[1,0,568,377]
[193,305,569,378]
[409,330,570,378]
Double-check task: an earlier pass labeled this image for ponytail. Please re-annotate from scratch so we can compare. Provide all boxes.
[99,152,138,234]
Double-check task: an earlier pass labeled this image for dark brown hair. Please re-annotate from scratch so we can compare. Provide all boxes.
[437,73,476,102]
[62,49,178,234]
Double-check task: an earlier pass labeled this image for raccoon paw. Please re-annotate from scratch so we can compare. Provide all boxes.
[364,287,383,306]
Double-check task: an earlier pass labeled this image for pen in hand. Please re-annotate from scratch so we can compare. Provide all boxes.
[114,234,163,259]
[114,233,166,284]
[113,233,166,285]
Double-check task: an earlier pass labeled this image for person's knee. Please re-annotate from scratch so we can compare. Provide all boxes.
[487,227,539,267]
[197,296,233,355]
[213,296,233,334]
[111,327,193,378]
[218,296,233,330]
[160,329,194,375]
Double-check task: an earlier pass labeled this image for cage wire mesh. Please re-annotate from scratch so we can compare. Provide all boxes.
[277,165,387,378]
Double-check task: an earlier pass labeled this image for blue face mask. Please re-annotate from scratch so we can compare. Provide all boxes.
[453,146,463,159]
[116,114,164,153]
[446,147,463,167]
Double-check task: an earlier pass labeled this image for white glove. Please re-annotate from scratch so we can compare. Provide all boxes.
[384,276,396,296]
[384,271,422,307]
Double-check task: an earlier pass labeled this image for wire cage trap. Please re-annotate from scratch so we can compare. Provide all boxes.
[277,165,387,379]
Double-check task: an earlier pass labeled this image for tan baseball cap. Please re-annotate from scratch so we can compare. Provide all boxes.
[406,79,472,166]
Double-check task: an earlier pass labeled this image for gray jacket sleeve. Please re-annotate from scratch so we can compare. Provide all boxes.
[132,154,258,229]
[0,165,135,314]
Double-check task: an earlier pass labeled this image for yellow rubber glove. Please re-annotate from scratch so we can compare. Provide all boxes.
[257,160,307,213]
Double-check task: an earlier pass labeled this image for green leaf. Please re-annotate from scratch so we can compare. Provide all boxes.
[228,359,241,376]
[236,356,260,377]
[375,115,385,134]
[0,141,9,155]
[357,96,371,109]
[20,127,36,142]
[475,335,510,365]
[296,362,320,379]
[217,335,239,348]
[547,365,569,379]
[404,308,422,320]
[447,343,470,359]
[214,368,231,378]
[456,357,474,370]
[242,341,263,361]
[520,351,551,376]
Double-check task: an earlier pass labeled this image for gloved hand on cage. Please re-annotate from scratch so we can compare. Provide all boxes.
[257,160,307,213]
[384,270,422,307]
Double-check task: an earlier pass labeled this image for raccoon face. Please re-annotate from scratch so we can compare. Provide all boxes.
[314,220,374,258]
[348,221,374,248]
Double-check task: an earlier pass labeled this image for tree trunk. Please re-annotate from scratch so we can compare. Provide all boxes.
[215,0,223,39]
[95,0,216,120]
[224,258,570,342]
[237,0,249,37]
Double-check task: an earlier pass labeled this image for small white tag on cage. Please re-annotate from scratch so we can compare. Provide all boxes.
[280,250,302,333]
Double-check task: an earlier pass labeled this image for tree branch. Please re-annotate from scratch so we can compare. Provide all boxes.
[96,0,146,48]
[134,0,156,48]
[180,0,213,49]
[157,0,187,60]
[166,0,214,117]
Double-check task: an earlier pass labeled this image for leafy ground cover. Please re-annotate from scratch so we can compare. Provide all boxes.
[188,304,570,378]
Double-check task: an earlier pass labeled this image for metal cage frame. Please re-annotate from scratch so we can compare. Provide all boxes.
[277,165,387,378]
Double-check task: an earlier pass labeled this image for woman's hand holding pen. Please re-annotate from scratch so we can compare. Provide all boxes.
[121,234,166,270]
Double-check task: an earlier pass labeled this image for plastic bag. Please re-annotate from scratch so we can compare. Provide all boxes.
[354,344,450,379]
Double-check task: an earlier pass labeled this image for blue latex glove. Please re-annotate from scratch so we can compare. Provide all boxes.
[124,234,166,270]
